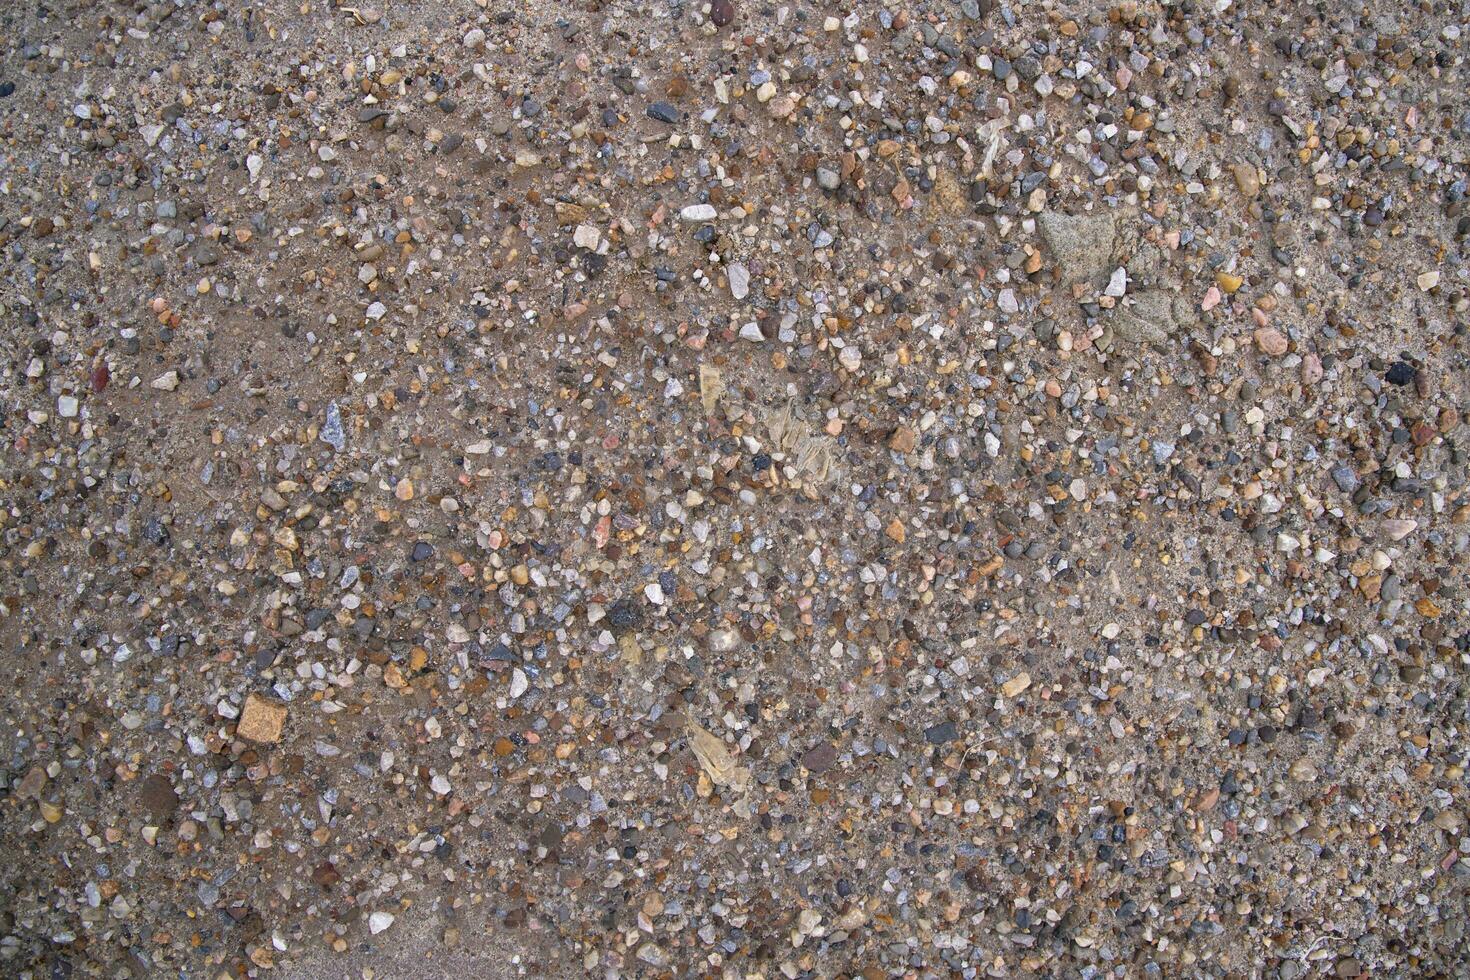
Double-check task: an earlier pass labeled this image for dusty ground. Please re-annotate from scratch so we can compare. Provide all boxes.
[1,0,1469,977]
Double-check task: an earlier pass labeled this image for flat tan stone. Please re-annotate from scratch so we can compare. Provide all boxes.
[1001,672,1032,698]
[237,694,287,743]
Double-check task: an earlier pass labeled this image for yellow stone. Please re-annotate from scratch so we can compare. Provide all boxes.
[1232,163,1260,197]
[237,694,287,743]
[1001,672,1032,698]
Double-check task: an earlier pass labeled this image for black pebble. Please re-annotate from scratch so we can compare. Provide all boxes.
[923,721,957,744]
[646,101,680,124]
[1384,361,1416,387]
[607,598,642,632]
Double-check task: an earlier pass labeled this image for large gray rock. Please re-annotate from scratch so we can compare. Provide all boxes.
[1038,209,1118,287]
[1113,290,1196,345]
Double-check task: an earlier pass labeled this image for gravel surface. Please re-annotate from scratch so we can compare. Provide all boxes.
[2,0,1469,976]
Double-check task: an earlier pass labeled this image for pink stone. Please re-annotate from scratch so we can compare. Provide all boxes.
[1254,326,1289,356]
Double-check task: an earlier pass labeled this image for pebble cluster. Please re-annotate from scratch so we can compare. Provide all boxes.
[2,0,1469,976]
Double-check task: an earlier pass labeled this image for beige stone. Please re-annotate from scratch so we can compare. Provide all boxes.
[238,694,287,743]
[1001,672,1032,698]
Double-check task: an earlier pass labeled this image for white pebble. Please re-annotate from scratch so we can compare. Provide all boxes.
[728,262,750,300]
[573,224,602,251]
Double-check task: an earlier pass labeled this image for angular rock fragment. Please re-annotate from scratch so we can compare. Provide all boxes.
[1038,209,1119,288]
[237,694,287,744]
